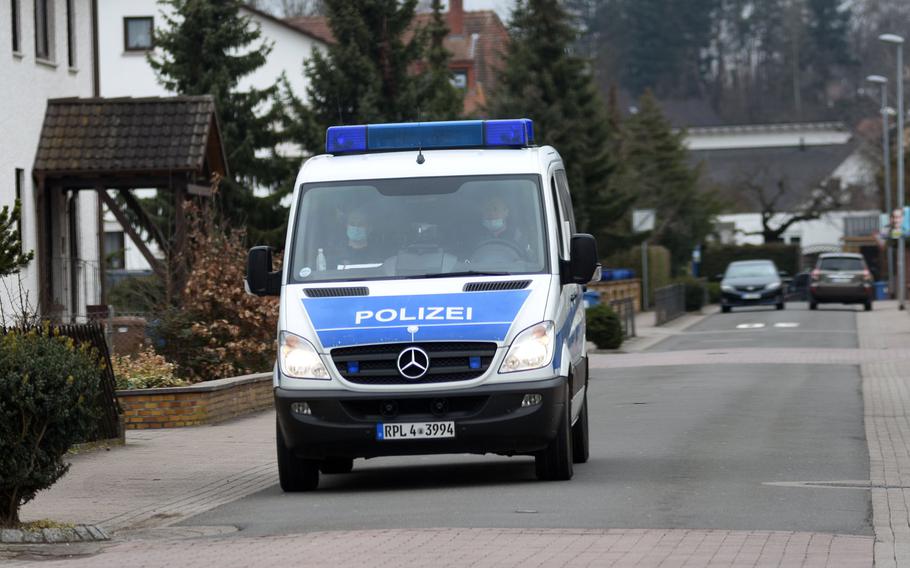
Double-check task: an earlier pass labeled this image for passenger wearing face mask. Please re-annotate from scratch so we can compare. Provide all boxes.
[475,196,530,258]
[336,208,378,266]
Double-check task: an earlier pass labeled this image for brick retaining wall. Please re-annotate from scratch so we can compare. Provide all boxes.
[116,372,273,429]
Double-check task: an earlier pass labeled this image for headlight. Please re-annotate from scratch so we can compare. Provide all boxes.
[765,281,782,290]
[279,331,330,379]
[500,321,554,373]
[721,284,734,292]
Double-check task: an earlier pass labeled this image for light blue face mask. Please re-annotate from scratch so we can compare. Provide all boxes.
[347,225,367,242]
[483,218,505,232]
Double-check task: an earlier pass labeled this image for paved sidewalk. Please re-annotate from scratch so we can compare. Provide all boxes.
[10,528,871,567]
[20,411,276,531]
[856,301,910,567]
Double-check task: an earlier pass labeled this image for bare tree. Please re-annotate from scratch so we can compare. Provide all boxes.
[740,173,852,243]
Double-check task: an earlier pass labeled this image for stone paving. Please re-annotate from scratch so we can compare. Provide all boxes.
[7,528,872,567]
[13,302,910,566]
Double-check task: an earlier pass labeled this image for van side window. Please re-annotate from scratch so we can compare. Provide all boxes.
[550,175,566,259]
[555,170,577,234]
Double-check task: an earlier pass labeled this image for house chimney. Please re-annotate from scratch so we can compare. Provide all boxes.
[449,0,464,36]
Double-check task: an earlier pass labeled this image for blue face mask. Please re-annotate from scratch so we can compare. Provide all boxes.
[483,218,505,232]
[347,225,367,242]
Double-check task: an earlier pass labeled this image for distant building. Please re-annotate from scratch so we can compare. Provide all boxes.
[683,122,879,250]
[0,0,100,320]
[93,1,328,280]
[286,0,510,115]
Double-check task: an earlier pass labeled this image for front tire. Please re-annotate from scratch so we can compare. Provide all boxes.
[809,300,818,310]
[571,391,589,464]
[721,305,731,313]
[776,302,785,310]
[865,300,873,311]
[277,420,319,492]
[536,385,574,481]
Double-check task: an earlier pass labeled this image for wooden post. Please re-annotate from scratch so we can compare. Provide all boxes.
[96,187,166,280]
[170,181,188,302]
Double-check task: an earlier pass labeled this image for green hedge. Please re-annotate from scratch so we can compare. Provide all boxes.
[674,277,706,311]
[603,244,671,306]
[702,244,799,279]
[586,304,623,349]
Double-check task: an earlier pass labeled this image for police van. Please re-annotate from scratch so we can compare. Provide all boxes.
[245,119,600,491]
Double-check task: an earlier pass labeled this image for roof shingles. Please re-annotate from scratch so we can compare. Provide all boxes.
[34,96,219,175]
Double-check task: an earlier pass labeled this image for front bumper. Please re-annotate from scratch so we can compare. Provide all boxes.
[721,289,783,306]
[275,376,567,459]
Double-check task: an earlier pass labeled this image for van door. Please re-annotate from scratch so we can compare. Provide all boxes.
[549,168,586,417]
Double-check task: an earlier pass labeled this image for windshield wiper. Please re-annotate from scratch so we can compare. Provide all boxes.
[404,270,513,279]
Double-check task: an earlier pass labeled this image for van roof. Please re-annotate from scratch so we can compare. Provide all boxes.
[298,146,560,184]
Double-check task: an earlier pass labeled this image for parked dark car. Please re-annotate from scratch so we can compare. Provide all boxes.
[809,253,873,311]
[719,259,786,313]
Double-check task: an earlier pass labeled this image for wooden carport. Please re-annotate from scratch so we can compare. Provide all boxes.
[32,96,227,317]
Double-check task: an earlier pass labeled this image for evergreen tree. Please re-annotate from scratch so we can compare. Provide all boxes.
[623,92,720,270]
[490,0,634,255]
[149,0,294,245]
[418,0,463,120]
[294,0,424,145]
[0,200,32,278]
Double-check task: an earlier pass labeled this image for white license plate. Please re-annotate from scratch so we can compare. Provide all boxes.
[377,422,455,440]
[742,293,761,300]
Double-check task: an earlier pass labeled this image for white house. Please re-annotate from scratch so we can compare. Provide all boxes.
[0,0,101,321]
[684,122,879,251]
[95,1,326,275]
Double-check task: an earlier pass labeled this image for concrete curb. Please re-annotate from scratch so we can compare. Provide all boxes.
[614,305,719,354]
[0,525,109,544]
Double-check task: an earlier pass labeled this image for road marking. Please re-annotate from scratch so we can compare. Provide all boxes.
[736,323,765,329]
[774,322,800,328]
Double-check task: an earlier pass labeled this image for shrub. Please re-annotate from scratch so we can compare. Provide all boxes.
[112,347,185,390]
[0,331,103,527]
[154,204,278,382]
[675,277,706,311]
[586,304,624,349]
[706,282,721,304]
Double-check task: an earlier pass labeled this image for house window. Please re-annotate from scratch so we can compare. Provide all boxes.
[34,0,53,60]
[451,71,468,89]
[14,169,24,251]
[11,0,21,53]
[103,231,125,269]
[124,17,153,51]
[66,0,75,67]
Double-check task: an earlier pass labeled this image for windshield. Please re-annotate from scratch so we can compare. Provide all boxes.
[289,175,548,283]
[819,257,864,272]
[724,262,777,279]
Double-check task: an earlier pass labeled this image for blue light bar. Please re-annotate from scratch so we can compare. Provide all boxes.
[326,125,367,153]
[325,119,534,154]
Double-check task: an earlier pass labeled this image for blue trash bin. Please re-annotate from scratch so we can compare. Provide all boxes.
[874,281,888,300]
[583,290,601,309]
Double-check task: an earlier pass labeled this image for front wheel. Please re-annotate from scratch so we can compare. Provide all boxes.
[535,385,574,481]
[277,420,319,492]
[809,300,818,310]
[776,302,785,310]
[721,305,731,313]
[865,300,873,311]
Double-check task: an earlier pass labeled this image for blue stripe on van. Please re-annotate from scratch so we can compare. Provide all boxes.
[302,290,531,348]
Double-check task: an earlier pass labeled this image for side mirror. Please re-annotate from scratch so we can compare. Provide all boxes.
[713,273,724,282]
[778,270,790,278]
[246,246,281,296]
[566,234,599,285]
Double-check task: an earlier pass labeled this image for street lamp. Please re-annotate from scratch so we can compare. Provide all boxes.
[879,33,905,309]
[867,74,894,297]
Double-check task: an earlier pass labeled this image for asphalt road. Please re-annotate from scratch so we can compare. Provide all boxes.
[183,305,870,537]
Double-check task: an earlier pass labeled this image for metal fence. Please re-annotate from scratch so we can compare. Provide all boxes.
[654,283,686,326]
[609,297,637,339]
[2,322,121,442]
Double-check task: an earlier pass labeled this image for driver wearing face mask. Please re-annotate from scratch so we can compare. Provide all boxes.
[336,208,378,266]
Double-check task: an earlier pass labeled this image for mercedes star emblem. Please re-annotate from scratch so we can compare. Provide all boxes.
[397,347,430,380]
